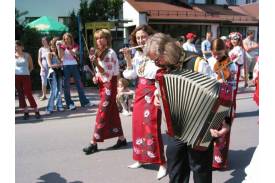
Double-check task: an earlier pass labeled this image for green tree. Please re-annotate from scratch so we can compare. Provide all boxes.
[68,10,78,40]
[69,0,123,31]
[15,8,29,40]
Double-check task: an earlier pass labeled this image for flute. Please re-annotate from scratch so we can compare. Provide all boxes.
[119,44,145,52]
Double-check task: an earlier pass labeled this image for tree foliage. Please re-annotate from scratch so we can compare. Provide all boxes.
[69,0,123,35]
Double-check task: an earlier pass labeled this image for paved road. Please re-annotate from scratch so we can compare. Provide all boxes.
[15,81,259,183]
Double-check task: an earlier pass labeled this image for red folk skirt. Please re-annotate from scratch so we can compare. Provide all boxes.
[92,76,124,142]
[212,130,231,169]
[131,78,165,165]
[253,74,259,106]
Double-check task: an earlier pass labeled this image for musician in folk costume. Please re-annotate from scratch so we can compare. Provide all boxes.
[144,33,226,183]
[83,29,127,155]
[228,32,246,115]
[207,38,237,170]
[120,25,167,180]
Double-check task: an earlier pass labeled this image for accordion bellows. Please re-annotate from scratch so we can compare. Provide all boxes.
[156,69,231,151]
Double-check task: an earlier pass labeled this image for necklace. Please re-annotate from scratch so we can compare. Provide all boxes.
[137,56,150,76]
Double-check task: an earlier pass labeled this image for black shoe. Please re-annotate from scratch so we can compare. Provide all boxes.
[112,139,127,149]
[23,112,29,120]
[83,144,98,155]
[35,111,41,119]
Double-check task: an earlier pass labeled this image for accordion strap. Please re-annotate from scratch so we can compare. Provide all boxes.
[156,70,174,137]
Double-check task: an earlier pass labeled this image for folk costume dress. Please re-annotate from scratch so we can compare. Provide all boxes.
[92,48,124,142]
[123,51,165,165]
[253,58,259,106]
[228,45,245,112]
[208,56,238,169]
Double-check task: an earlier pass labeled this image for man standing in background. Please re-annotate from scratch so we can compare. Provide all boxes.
[201,32,213,60]
[243,31,259,80]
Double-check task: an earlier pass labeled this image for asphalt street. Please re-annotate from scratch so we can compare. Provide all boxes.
[15,81,259,183]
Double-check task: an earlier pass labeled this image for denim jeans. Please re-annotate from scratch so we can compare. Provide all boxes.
[63,65,89,107]
[47,72,63,111]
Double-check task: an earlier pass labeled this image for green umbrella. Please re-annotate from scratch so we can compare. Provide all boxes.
[26,16,69,34]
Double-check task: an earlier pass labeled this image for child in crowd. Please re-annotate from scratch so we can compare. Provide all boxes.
[45,39,64,114]
[116,78,134,116]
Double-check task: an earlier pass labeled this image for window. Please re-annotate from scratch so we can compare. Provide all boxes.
[227,0,236,5]
[206,0,215,4]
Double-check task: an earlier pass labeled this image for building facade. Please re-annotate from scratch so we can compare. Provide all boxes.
[122,0,259,45]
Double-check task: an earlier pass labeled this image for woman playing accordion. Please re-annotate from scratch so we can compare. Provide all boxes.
[144,33,235,183]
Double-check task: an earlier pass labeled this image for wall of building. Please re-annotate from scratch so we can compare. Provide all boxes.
[123,1,140,27]
[194,0,206,4]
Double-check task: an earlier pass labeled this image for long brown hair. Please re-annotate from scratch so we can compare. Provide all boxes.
[130,25,155,50]
[211,38,226,52]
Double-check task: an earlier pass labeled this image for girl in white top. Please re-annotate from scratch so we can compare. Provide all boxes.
[228,32,246,114]
[59,33,90,109]
[37,37,50,100]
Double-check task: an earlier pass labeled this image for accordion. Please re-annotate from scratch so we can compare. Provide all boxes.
[156,69,232,151]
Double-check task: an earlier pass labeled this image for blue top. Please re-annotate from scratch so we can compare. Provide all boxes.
[15,53,30,75]
[201,40,212,59]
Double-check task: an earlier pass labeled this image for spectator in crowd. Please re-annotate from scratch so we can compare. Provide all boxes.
[116,78,134,116]
[58,33,93,110]
[117,52,127,77]
[243,31,259,80]
[45,39,64,114]
[15,40,40,120]
[201,32,213,59]
[37,37,50,101]
[175,36,185,47]
[182,32,198,53]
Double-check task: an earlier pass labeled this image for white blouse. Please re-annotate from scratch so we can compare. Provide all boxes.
[95,48,119,83]
[123,51,160,80]
[228,46,245,65]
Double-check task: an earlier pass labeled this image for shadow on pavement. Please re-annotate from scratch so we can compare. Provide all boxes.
[143,164,159,171]
[37,172,83,183]
[221,146,257,183]
[236,110,259,118]
[15,107,98,124]
[99,141,133,152]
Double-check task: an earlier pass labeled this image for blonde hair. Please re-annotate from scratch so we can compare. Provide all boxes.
[144,33,182,66]
[94,29,112,48]
[62,32,74,45]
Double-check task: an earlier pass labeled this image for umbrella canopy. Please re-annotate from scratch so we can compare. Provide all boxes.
[26,16,69,33]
